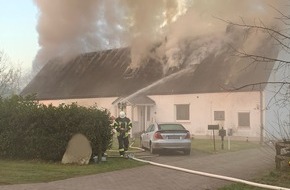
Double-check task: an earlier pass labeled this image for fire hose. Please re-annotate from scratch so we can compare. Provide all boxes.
[126,141,290,190]
[127,154,289,190]
[107,139,289,189]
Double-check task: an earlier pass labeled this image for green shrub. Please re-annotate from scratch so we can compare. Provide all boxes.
[0,95,113,161]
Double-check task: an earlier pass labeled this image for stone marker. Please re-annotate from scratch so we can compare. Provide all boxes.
[62,133,92,165]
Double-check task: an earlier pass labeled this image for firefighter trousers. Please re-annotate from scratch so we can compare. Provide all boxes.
[117,135,129,156]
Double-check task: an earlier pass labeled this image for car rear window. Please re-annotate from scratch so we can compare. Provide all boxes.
[158,124,185,131]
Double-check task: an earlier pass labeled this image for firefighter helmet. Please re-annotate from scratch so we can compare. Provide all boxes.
[119,111,126,118]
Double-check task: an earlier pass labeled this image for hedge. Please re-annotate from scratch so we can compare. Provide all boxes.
[0,95,113,161]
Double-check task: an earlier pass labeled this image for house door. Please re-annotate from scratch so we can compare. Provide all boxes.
[138,106,146,132]
[137,105,152,132]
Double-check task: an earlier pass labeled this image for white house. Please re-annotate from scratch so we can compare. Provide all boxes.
[21,33,280,142]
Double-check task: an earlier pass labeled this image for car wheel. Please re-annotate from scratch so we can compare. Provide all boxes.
[184,149,191,155]
[150,142,156,154]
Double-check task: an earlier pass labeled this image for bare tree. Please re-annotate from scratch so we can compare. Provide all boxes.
[0,50,22,97]
[217,6,290,142]
[217,6,290,63]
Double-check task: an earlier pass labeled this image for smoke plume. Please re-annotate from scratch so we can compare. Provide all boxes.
[33,0,126,71]
[33,0,288,72]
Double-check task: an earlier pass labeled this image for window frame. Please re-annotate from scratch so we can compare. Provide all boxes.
[238,112,251,128]
[175,104,190,121]
[214,111,225,121]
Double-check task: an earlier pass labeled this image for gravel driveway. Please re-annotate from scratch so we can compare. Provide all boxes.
[0,147,277,190]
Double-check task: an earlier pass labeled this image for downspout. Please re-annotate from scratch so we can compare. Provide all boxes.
[144,106,148,132]
[260,90,264,145]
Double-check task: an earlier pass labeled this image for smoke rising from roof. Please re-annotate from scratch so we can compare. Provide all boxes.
[33,0,287,73]
[33,0,126,71]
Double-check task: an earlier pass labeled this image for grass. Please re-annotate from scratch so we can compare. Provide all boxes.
[0,137,282,186]
[0,158,145,185]
[191,138,261,154]
[218,167,290,189]
[193,139,290,189]
[0,136,145,185]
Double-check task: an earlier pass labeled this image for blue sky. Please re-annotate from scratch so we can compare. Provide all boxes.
[0,0,38,70]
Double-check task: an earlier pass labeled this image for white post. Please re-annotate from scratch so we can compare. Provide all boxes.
[227,135,231,150]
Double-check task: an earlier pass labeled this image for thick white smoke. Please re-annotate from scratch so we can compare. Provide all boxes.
[33,0,126,71]
[149,0,287,72]
[33,0,288,73]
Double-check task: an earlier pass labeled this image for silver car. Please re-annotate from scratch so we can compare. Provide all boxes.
[140,122,191,155]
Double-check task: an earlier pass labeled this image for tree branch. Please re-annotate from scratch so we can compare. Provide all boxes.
[235,50,290,64]
[230,82,290,91]
[215,17,290,40]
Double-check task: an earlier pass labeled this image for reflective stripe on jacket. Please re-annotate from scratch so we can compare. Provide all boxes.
[113,117,132,137]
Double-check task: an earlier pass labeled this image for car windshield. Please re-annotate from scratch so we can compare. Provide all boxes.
[158,124,185,131]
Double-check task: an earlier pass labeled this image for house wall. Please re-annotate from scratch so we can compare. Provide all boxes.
[149,91,263,140]
[40,97,134,123]
[40,97,134,135]
[39,91,263,140]
[40,97,118,115]
[265,50,290,141]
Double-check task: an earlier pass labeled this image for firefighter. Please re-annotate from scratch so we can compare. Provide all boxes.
[113,111,132,157]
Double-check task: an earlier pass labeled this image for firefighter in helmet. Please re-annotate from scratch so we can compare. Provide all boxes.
[113,111,132,157]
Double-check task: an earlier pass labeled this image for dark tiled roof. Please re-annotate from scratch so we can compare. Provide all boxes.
[21,48,163,100]
[146,52,275,95]
[21,38,278,100]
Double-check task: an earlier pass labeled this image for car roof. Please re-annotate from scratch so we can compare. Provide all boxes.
[155,122,183,125]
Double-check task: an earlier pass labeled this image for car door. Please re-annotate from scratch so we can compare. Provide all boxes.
[147,124,157,145]
[143,124,154,148]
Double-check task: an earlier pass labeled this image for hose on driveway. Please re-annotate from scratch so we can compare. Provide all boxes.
[127,141,289,190]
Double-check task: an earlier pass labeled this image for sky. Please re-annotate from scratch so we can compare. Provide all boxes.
[0,0,38,71]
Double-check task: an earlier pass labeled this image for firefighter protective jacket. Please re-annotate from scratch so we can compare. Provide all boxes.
[113,117,132,137]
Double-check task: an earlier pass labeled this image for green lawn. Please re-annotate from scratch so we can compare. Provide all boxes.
[219,167,290,190]
[0,158,145,185]
[191,138,261,154]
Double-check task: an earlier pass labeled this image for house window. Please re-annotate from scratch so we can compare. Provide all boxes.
[175,104,190,121]
[238,112,250,127]
[214,111,225,121]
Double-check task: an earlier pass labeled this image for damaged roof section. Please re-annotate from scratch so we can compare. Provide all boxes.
[21,48,163,100]
[21,34,278,100]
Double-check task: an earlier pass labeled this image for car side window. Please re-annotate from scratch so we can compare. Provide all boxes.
[145,127,149,133]
[150,125,155,132]
[146,125,153,133]
[146,124,155,133]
